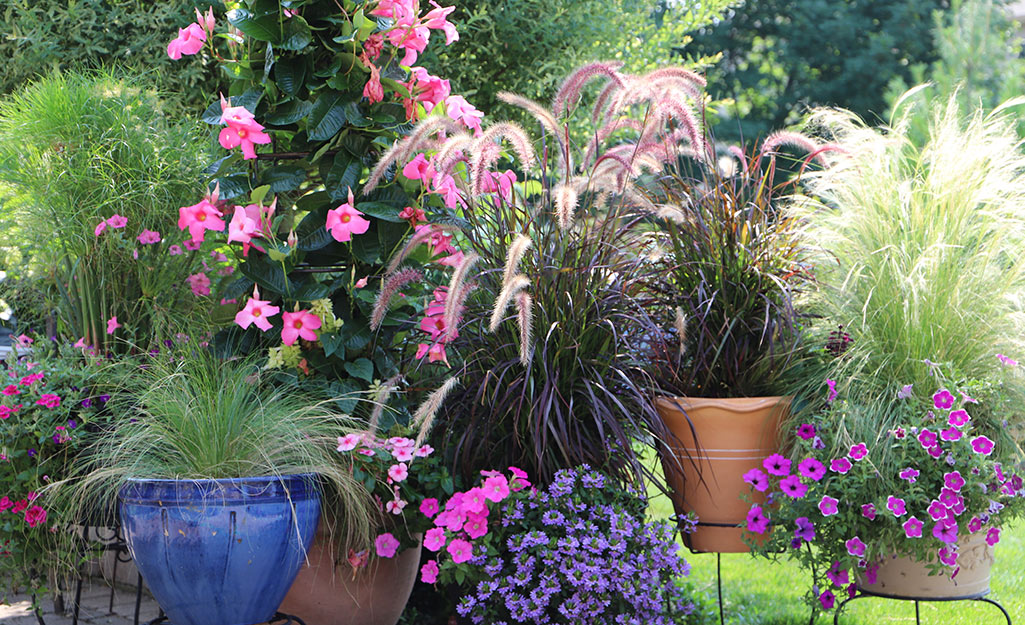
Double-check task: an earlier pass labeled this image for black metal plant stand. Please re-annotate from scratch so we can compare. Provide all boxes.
[673,517,743,625]
[69,523,148,625]
[833,588,1012,625]
[143,613,307,625]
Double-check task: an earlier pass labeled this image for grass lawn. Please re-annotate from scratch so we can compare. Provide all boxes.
[647,487,1023,624]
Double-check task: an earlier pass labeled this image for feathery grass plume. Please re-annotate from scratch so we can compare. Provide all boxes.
[412,376,459,446]
[384,223,457,276]
[674,307,688,357]
[760,130,822,160]
[370,267,422,330]
[469,122,536,193]
[514,291,534,365]
[442,252,480,340]
[553,61,625,119]
[367,375,400,434]
[655,204,689,225]
[584,118,645,167]
[554,182,579,230]
[651,96,705,157]
[727,145,749,173]
[646,66,708,89]
[497,91,562,141]
[502,233,533,286]
[489,273,531,331]
[471,141,504,196]
[433,132,474,177]
[365,115,464,192]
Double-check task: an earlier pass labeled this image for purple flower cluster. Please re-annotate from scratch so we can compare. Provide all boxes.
[455,466,695,624]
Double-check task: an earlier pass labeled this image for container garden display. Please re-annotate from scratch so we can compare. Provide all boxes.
[65,351,373,625]
[645,136,828,552]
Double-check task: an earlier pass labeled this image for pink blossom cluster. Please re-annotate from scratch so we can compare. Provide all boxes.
[166,8,214,60]
[0,493,47,528]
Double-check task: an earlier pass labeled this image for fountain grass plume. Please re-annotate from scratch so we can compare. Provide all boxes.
[515,291,533,365]
[412,376,460,445]
[371,267,423,330]
[554,182,579,230]
[490,274,531,332]
[365,115,464,192]
[442,252,480,340]
[552,61,625,118]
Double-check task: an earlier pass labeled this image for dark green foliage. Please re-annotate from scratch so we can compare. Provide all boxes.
[687,0,951,141]
[0,0,223,111]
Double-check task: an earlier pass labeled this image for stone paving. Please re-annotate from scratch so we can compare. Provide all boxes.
[0,577,161,625]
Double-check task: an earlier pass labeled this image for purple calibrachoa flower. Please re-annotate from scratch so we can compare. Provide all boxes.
[848,443,868,461]
[830,457,852,474]
[948,409,970,427]
[986,527,1001,546]
[940,427,962,442]
[933,389,956,410]
[746,504,770,534]
[794,517,816,541]
[780,474,809,498]
[742,468,769,492]
[798,457,826,481]
[932,519,958,544]
[903,516,924,538]
[861,503,876,520]
[944,471,965,491]
[971,435,995,455]
[887,496,907,517]
[818,495,839,516]
[899,467,920,483]
[845,536,866,557]
[763,453,791,477]
[796,424,816,440]
[918,428,938,448]
[938,547,959,567]
[927,500,948,521]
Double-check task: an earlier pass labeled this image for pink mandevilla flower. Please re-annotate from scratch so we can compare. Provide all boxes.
[325,188,372,243]
[281,310,322,346]
[178,198,225,243]
[235,296,280,332]
[219,95,271,160]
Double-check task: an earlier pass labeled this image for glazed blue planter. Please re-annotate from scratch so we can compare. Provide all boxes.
[119,474,321,625]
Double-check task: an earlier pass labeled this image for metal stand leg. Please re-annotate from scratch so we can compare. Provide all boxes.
[716,552,724,625]
[834,591,1011,625]
[133,572,143,625]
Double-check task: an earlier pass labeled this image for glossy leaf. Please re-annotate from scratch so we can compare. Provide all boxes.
[324,153,361,201]
[226,7,281,43]
[259,165,307,193]
[344,357,374,382]
[307,90,351,141]
[274,57,308,96]
[264,99,313,126]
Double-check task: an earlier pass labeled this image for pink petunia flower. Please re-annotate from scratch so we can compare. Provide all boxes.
[137,230,161,244]
[848,443,868,461]
[932,519,958,544]
[927,500,949,521]
[446,538,473,564]
[798,457,826,481]
[947,409,971,428]
[986,527,1001,546]
[819,590,835,610]
[420,560,439,584]
[106,214,128,229]
[743,468,769,492]
[918,428,938,448]
[971,435,995,455]
[861,504,876,520]
[937,546,959,567]
[996,353,1018,367]
[423,527,446,551]
[187,272,211,297]
[763,453,791,477]
[794,517,816,541]
[933,389,956,410]
[944,471,965,491]
[887,496,907,517]
[968,516,983,533]
[745,504,770,534]
[779,475,808,498]
[940,427,962,442]
[818,496,839,516]
[899,467,920,483]
[826,379,838,404]
[903,516,924,538]
[796,423,816,440]
[419,498,439,518]
[374,532,400,558]
[829,457,852,474]
[845,536,866,557]
[482,475,510,502]
[36,394,60,408]
[106,316,121,335]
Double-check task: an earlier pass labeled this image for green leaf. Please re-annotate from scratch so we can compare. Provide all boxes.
[307,90,351,141]
[320,331,345,358]
[227,7,281,43]
[250,184,272,206]
[280,15,313,51]
[274,57,308,96]
[343,100,368,127]
[344,357,374,382]
[212,173,251,200]
[239,257,290,296]
[259,165,307,193]
[293,280,334,301]
[265,99,313,126]
[356,201,406,223]
[341,322,372,351]
[201,88,265,124]
[324,153,361,201]
[331,379,362,413]
[351,228,382,264]
[295,206,334,251]
[222,277,256,300]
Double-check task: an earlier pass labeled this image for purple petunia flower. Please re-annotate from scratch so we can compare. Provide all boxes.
[986,527,1001,546]
[903,516,924,538]
[796,424,816,440]
[780,474,808,498]
[763,453,791,477]
[794,516,816,541]
[933,389,956,410]
[742,468,769,492]
[798,457,826,481]
[899,467,920,483]
[932,519,958,544]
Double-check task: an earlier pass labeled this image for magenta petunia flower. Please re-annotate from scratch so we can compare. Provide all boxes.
[933,389,956,410]
[794,517,816,541]
[986,527,1001,546]
[780,474,808,498]
[374,532,400,558]
[423,527,446,552]
[763,453,791,477]
[826,379,838,404]
[819,590,835,610]
[419,498,439,518]
[947,409,971,428]
[137,229,161,245]
[845,536,866,557]
[968,516,983,533]
[971,435,995,455]
[743,468,770,492]
[940,427,962,442]
[927,500,948,521]
[829,457,852,474]
[996,353,1018,367]
[447,538,473,564]
[818,495,839,516]
[937,547,959,567]
[899,467,920,483]
[746,504,770,534]
[861,503,876,520]
[796,423,817,440]
[943,471,965,491]
[798,457,826,481]
[887,496,907,517]
[903,516,924,538]
[918,428,938,448]
[932,519,958,544]
[848,443,868,461]
[420,559,439,584]
[927,445,943,459]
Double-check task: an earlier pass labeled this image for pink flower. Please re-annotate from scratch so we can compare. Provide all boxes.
[2,384,19,396]
[183,238,202,251]
[94,220,108,237]
[742,468,769,492]
[106,316,121,335]
[355,277,369,288]
[903,516,924,538]
[195,6,216,31]
[281,309,322,345]
[420,559,439,584]
[393,446,415,462]
[445,95,483,135]
[918,428,938,448]
[36,394,60,408]
[219,95,272,160]
[829,457,852,474]
[968,516,984,533]
[422,3,459,44]
[24,505,47,528]
[825,379,838,404]
[137,230,161,244]
[848,443,868,461]
[948,409,970,428]
[0,497,11,512]
[971,435,995,455]
[938,487,959,508]
[187,273,211,297]
[933,519,958,544]
[937,546,959,567]
[887,496,907,517]
[387,463,409,482]
[325,188,371,242]
[235,296,280,332]
[763,453,791,476]
[796,424,816,440]
[374,532,400,558]
[819,590,835,610]
[168,244,183,256]
[794,517,815,541]
[940,427,962,442]
[899,467,920,483]
[336,434,361,452]
[928,500,949,521]
[997,353,1018,366]
[818,496,839,516]
[483,475,510,502]
[463,513,488,539]
[399,206,427,227]
[402,154,436,182]
[14,334,32,348]
[845,536,866,557]
[106,214,128,229]
[167,22,206,60]
[363,62,384,104]
[415,444,433,457]
[447,538,473,564]
[861,504,876,520]
[424,527,447,551]
[178,198,225,243]
[745,504,769,534]
[944,471,965,491]
[407,68,451,113]
[227,206,260,246]
[927,445,944,459]
[420,498,439,518]
[986,527,1001,546]
[779,474,808,498]
[385,498,407,515]
[933,389,955,410]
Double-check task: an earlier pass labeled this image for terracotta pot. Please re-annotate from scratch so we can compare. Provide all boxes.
[655,396,790,553]
[278,524,422,625]
[856,532,995,599]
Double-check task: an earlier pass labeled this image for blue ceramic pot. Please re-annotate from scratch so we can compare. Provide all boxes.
[119,474,321,625]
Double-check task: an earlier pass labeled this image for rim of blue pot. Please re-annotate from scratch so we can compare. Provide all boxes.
[119,473,321,505]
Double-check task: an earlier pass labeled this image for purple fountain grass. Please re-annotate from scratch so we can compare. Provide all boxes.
[365,115,464,192]
[727,145,749,173]
[554,182,579,230]
[502,233,533,286]
[514,291,533,365]
[552,61,625,118]
[412,376,460,446]
[442,252,480,341]
[384,223,458,276]
[489,273,531,332]
[370,267,423,330]
[368,374,401,434]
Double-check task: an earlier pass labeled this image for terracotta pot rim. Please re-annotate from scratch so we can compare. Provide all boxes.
[655,395,793,414]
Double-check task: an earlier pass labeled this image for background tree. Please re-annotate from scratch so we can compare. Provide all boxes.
[685,0,952,141]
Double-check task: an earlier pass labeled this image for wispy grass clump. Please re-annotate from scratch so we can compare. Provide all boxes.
[792,93,1025,411]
